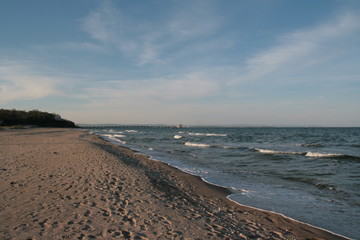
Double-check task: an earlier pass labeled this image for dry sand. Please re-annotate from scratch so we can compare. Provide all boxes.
[0,128,348,240]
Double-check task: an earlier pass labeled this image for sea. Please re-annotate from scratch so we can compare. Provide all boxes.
[87,126,360,239]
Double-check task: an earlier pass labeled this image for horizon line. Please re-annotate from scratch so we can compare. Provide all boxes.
[77,123,360,128]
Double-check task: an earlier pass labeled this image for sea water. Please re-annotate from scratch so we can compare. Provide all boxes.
[89,127,360,239]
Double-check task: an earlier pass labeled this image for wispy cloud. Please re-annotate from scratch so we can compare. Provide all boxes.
[33,41,106,52]
[81,1,118,42]
[81,0,223,65]
[167,0,221,39]
[0,59,71,103]
[233,11,360,84]
[64,70,221,124]
[83,71,220,107]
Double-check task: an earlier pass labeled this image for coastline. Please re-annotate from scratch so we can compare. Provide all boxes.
[0,128,349,239]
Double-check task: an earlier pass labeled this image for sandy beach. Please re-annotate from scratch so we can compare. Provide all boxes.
[0,128,348,240]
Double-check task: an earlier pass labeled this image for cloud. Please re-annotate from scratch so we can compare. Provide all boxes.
[167,0,221,38]
[84,72,219,105]
[0,59,68,103]
[81,1,161,64]
[62,70,221,124]
[233,11,360,84]
[149,73,219,100]
[81,1,118,42]
[81,0,223,65]
[35,41,106,52]
[66,70,222,123]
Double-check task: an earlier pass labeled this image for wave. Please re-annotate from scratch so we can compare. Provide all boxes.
[125,130,138,133]
[222,145,244,149]
[185,132,228,137]
[283,177,342,193]
[184,142,245,149]
[315,183,339,191]
[102,134,126,138]
[173,135,183,139]
[100,134,127,145]
[299,143,323,147]
[184,142,211,148]
[183,141,245,149]
[112,134,126,138]
[305,152,346,158]
[254,148,305,155]
[254,148,360,160]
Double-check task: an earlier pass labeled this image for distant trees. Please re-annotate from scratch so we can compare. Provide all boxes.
[0,109,77,128]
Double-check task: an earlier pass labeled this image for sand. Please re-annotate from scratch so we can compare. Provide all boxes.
[0,128,348,240]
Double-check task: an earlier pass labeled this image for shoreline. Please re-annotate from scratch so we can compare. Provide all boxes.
[98,131,351,240]
[0,128,349,239]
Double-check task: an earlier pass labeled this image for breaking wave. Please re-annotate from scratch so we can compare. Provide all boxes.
[305,152,346,158]
[125,130,138,133]
[185,132,228,137]
[254,148,305,155]
[254,148,359,160]
[184,142,211,148]
[100,134,127,145]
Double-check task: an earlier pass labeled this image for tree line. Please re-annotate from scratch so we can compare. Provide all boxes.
[0,109,77,128]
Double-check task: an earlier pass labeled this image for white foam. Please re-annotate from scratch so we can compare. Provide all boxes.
[184,142,211,148]
[100,134,127,144]
[254,148,279,154]
[125,130,138,133]
[173,135,183,139]
[108,137,126,145]
[254,148,305,155]
[305,152,344,158]
[101,134,111,138]
[205,133,228,137]
[101,133,125,138]
[112,134,126,138]
[186,132,227,137]
[254,148,347,158]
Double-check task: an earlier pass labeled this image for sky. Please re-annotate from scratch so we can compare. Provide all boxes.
[1,0,360,126]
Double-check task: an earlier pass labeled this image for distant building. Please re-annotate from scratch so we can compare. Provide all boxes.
[54,114,63,121]
[176,124,183,129]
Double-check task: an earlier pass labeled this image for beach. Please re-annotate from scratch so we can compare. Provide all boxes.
[0,128,348,240]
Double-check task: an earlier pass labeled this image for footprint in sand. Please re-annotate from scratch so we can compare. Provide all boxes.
[38,219,50,228]
[122,215,137,226]
[51,221,60,228]
[84,210,91,217]
[121,230,133,239]
[67,220,75,225]
[82,225,94,231]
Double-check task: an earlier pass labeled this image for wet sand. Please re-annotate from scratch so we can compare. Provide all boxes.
[0,128,348,240]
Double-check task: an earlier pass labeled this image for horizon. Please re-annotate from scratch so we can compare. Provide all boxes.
[1,0,360,127]
[77,122,360,128]
[5,108,360,127]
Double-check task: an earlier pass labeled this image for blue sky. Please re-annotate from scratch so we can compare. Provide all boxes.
[1,0,360,126]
